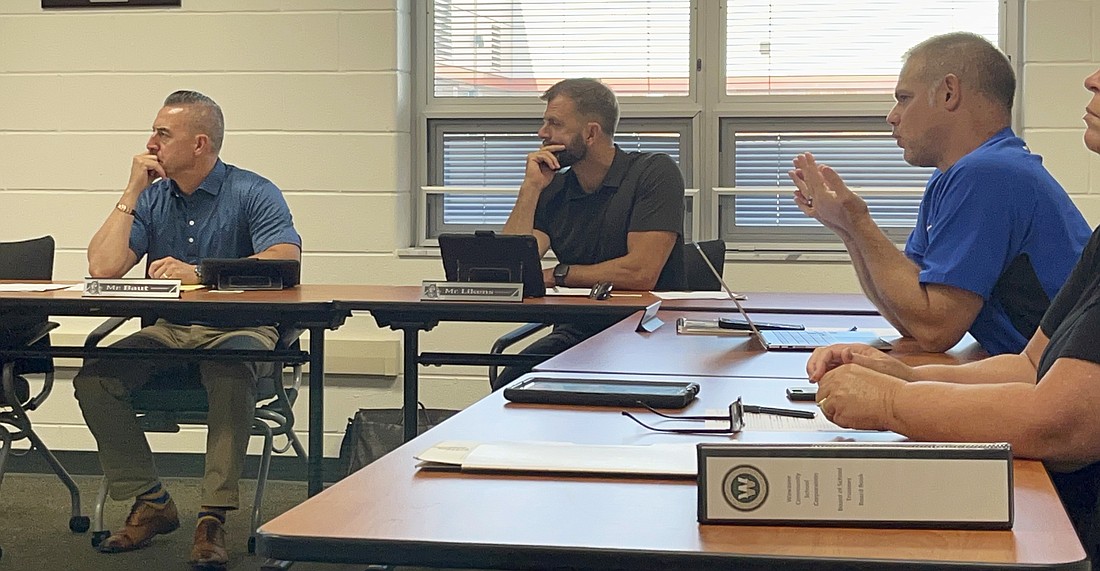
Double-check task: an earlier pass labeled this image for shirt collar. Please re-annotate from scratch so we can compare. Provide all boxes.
[168,159,227,198]
[565,145,628,200]
[196,159,227,196]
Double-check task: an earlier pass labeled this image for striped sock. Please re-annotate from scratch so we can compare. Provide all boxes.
[137,482,170,505]
[197,508,227,524]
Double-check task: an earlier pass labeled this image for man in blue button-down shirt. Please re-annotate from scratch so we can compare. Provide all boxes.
[73,91,301,569]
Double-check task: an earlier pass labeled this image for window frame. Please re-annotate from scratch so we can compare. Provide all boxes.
[421,117,695,244]
[413,0,1021,253]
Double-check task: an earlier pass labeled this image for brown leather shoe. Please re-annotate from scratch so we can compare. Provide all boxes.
[98,497,180,553]
[188,515,228,569]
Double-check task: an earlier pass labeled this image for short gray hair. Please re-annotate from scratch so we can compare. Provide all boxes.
[904,32,1015,113]
[163,90,225,153]
[541,78,620,137]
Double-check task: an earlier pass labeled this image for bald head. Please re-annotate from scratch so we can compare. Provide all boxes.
[903,32,1015,117]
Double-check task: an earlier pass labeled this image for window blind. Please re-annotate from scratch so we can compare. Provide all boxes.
[728,131,932,233]
[433,0,691,97]
[439,131,682,226]
[726,0,1000,95]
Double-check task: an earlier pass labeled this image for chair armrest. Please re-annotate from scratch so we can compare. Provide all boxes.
[490,322,551,355]
[84,316,137,348]
[19,321,60,347]
[276,326,306,350]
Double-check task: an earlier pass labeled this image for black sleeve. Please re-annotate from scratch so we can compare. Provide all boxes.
[1041,226,1100,337]
[627,153,684,236]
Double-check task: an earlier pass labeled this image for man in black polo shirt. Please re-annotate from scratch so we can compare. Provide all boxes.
[494,78,685,390]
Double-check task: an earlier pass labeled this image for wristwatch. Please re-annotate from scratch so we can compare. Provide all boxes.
[553,263,571,287]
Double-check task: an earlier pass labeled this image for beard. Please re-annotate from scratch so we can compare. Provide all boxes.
[551,133,587,168]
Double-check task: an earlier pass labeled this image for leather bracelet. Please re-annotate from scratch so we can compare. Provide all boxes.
[115,202,135,216]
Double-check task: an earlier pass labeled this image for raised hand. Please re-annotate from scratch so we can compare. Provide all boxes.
[788,152,870,238]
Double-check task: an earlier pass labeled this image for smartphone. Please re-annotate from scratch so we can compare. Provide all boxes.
[785,387,818,402]
[503,377,699,409]
[719,317,805,331]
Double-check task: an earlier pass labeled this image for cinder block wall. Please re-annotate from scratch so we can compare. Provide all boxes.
[0,0,1097,457]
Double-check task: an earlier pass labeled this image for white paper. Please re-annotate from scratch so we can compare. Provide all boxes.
[0,283,73,292]
[652,291,745,300]
[544,287,594,296]
[416,441,697,476]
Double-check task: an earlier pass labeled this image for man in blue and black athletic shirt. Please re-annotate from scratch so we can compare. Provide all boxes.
[788,32,1090,355]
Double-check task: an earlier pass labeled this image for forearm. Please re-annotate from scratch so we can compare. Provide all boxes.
[502,184,542,236]
[887,373,1100,466]
[847,217,968,350]
[562,256,661,290]
[251,243,301,261]
[887,381,1051,457]
[910,353,1036,385]
[845,237,911,336]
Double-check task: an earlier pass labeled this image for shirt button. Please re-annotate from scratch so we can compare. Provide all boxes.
[188,237,194,243]
[189,220,195,226]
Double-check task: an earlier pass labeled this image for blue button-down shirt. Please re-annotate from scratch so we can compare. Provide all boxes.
[129,160,301,266]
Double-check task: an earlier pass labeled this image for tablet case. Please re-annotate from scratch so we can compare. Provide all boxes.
[199,258,301,290]
[438,231,546,297]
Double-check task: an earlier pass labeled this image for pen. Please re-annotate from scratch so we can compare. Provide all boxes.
[743,404,816,419]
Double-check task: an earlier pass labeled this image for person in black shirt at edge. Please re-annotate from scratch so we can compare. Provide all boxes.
[493,78,686,390]
[804,67,1100,563]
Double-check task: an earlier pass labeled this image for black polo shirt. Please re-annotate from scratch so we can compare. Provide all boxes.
[533,146,686,291]
[1035,224,1100,562]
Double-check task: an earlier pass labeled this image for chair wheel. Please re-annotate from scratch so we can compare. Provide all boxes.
[248,536,256,554]
[70,515,90,533]
[91,530,111,548]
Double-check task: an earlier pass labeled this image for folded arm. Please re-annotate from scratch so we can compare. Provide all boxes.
[548,230,678,290]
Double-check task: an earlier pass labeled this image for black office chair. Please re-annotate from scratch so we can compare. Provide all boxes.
[0,236,91,561]
[684,239,727,291]
[486,239,727,387]
[84,317,307,554]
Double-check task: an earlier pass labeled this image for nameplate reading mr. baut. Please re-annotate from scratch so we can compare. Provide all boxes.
[83,278,181,299]
[421,281,522,302]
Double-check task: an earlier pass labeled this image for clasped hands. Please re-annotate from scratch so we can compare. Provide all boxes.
[805,343,909,431]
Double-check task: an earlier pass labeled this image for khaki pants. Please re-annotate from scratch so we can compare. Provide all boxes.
[73,320,278,509]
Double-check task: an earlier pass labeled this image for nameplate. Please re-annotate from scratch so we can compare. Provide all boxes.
[698,442,1012,529]
[421,281,523,302]
[82,278,181,298]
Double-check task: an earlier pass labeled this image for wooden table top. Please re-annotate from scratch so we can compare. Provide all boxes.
[535,310,986,379]
[257,374,1085,569]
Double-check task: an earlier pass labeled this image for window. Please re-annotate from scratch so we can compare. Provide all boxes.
[416,1,1014,252]
[424,119,691,238]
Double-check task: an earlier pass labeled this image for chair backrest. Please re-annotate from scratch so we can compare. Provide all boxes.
[684,239,726,291]
[0,236,54,281]
[0,236,55,376]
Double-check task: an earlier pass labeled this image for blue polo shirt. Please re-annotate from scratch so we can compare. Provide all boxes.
[129,160,301,265]
[904,128,1090,355]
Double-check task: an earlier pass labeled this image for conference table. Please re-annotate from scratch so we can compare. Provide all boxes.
[536,310,989,378]
[0,283,888,494]
[256,372,1087,570]
[338,287,884,441]
[0,283,353,496]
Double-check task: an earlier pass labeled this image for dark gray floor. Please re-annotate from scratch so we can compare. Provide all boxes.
[0,473,454,571]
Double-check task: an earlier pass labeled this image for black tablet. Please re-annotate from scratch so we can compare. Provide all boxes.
[199,258,300,290]
[438,231,545,297]
[503,377,699,409]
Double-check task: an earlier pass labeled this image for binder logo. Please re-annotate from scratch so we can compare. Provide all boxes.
[722,465,768,511]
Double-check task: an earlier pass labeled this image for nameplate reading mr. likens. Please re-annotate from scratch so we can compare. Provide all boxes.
[421,281,522,302]
[83,278,181,299]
